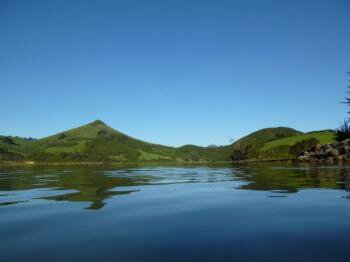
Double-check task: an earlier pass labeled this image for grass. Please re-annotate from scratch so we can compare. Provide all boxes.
[0,120,336,163]
[0,120,232,162]
[254,131,337,160]
[261,131,336,151]
[230,127,302,160]
[138,151,172,161]
[44,141,87,153]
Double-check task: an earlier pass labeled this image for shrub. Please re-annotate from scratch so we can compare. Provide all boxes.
[0,148,23,161]
[289,138,319,157]
[0,136,16,145]
[336,120,350,142]
[231,149,245,161]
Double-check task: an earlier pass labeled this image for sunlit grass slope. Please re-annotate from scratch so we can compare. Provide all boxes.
[261,131,336,151]
[230,127,302,160]
[257,130,336,160]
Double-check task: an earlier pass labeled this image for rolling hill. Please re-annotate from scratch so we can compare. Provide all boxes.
[0,121,337,163]
[230,127,302,160]
[0,120,233,163]
[27,120,176,162]
[257,130,336,160]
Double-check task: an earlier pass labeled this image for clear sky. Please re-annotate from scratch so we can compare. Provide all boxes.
[0,0,349,147]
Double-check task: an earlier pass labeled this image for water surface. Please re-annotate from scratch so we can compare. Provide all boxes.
[1,163,350,261]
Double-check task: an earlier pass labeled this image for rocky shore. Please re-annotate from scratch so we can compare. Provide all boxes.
[298,139,350,164]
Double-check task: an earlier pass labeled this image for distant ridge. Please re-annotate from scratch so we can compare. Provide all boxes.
[0,120,335,163]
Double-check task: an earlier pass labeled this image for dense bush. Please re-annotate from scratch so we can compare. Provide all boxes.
[231,149,246,161]
[0,148,23,161]
[0,136,16,145]
[336,120,350,142]
[258,145,291,160]
[183,151,200,162]
[28,151,110,163]
[337,72,350,141]
[58,133,66,139]
[289,138,319,157]
[123,149,141,161]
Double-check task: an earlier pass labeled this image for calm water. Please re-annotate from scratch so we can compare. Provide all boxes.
[1,163,350,262]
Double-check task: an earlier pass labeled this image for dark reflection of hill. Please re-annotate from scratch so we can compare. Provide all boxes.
[233,163,350,194]
[43,189,137,210]
[2,164,350,209]
[0,166,151,209]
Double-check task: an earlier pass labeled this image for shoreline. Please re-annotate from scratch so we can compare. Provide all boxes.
[0,160,232,167]
[0,159,349,167]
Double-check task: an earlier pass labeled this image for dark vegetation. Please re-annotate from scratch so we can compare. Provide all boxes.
[336,120,350,142]
[289,138,319,158]
[336,72,350,141]
[0,148,23,161]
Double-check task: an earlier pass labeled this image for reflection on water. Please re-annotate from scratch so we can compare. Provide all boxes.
[0,200,28,206]
[1,163,350,209]
[0,167,148,209]
[236,164,350,193]
[2,163,350,262]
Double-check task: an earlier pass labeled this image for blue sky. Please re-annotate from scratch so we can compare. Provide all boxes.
[0,0,349,146]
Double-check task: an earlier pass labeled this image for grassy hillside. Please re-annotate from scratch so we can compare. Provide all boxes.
[0,121,337,163]
[258,130,336,160]
[0,136,36,160]
[230,127,302,160]
[261,131,336,151]
[0,120,232,163]
[27,120,177,162]
[175,144,233,162]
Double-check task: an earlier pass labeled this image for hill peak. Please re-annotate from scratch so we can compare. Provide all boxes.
[89,120,107,126]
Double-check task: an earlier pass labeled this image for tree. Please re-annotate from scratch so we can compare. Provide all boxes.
[337,72,350,141]
[336,120,350,142]
[231,149,244,161]
[343,72,350,116]
[1,136,16,145]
